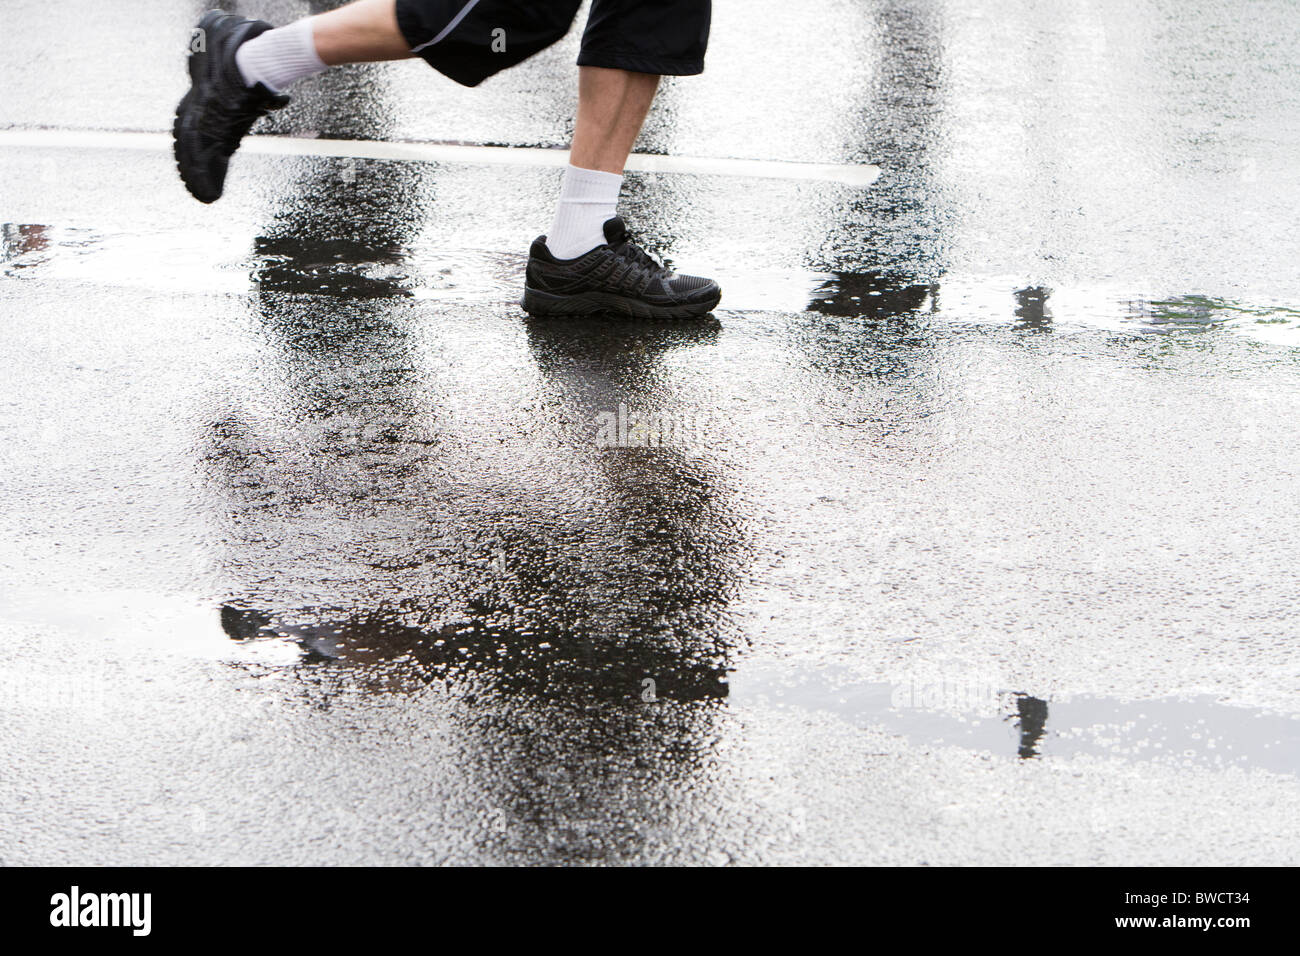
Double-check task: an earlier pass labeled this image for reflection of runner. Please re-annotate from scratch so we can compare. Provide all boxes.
[1013,693,1048,759]
[174,2,721,318]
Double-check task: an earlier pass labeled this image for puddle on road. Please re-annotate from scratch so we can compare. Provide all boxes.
[1,584,1296,775]
[6,221,1299,345]
[0,222,526,303]
[0,587,299,666]
[210,604,1300,777]
[729,664,1300,775]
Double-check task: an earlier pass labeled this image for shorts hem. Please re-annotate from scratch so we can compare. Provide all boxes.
[395,0,491,86]
[575,50,705,76]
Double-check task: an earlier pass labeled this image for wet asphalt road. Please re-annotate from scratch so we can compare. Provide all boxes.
[2,0,1300,865]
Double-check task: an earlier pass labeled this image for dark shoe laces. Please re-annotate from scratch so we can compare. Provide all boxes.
[607,229,672,293]
[206,98,273,156]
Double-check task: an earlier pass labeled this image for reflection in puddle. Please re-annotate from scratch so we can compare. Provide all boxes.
[730,665,1300,774]
[1133,294,1300,340]
[217,597,1300,777]
[220,605,730,704]
[249,235,527,301]
[5,581,1296,777]
[807,271,936,318]
[2,223,250,295]
[0,222,528,304]
[1013,692,1049,759]
[1012,286,1051,332]
[1,221,55,265]
[6,220,1298,345]
[250,235,413,298]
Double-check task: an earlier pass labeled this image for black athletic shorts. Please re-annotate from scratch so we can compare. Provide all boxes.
[395,0,711,87]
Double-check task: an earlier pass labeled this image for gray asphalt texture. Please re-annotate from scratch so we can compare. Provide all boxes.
[2,0,1299,865]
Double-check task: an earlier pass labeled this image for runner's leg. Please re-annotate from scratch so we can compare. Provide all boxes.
[545,67,660,258]
[236,0,411,94]
[570,66,661,175]
[312,0,413,64]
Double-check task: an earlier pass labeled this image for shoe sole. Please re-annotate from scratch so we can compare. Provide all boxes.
[172,91,210,202]
[520,286,721,319]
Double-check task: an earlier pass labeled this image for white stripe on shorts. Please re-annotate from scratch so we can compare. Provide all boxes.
[410,0,485,54]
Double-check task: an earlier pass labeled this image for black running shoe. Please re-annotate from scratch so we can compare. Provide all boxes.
[174,11,289,203]
[522,217,722,319]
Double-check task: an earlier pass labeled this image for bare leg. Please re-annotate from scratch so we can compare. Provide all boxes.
[525,69,721,313]
[310,0,413,65]
[569,66,662,174]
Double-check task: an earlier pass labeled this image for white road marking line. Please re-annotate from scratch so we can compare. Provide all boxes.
[0,127,881,186]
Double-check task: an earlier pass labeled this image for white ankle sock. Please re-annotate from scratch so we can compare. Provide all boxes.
[545,164,623,259]
[235,19,327,93]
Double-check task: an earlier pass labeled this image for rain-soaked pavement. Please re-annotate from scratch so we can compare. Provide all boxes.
[2,0,1300,865]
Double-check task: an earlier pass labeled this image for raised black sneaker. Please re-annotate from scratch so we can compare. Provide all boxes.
[522,217,722,319]
[174,11,289,203]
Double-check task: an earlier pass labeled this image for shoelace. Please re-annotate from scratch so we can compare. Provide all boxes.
[608,232,670,294]
[202,97,275,156]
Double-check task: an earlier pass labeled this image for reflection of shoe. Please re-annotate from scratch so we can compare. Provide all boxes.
[522,217,722,319]
[173,11,290,203]
[219,605,272,640]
